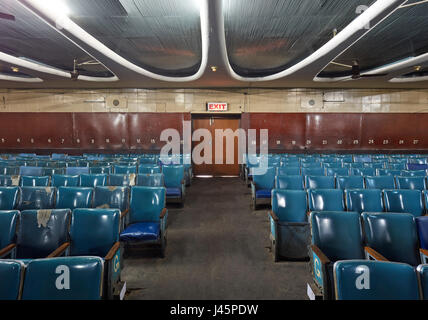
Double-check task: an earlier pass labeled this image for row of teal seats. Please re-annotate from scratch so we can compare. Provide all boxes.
[308,211,428,300]
[0,183,183,211]
[251,167,428,207]
[268,188,428,262]
[0,257,106,300]
[0,187,169,299]
[0,172,185,203]
[275,175,428,190]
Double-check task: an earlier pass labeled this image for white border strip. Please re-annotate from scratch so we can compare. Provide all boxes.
[218,0,405,82]
[0,73,43,83]
[21,0,209,82]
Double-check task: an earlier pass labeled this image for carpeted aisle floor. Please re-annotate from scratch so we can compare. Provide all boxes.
[122,177,311,300]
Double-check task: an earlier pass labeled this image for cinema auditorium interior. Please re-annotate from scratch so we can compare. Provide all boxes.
[2,0,428,306]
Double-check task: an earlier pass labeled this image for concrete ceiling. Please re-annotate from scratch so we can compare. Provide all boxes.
[1,0,428,89]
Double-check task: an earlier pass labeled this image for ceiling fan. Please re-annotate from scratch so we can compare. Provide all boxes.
[0,11,15,21]
[329,60,388,80]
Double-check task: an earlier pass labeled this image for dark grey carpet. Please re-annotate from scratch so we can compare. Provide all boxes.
[122,177,311,300]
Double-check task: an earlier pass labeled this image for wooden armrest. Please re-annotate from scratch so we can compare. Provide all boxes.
[421,248,428,256]
[0,243,16,257]
[120,208,129,219]
[269,210,279,222]
[160,208,167,219]
[105,242,120,261]
[311,244,330,264]
[365,246,388,261]
[47,242,70,258]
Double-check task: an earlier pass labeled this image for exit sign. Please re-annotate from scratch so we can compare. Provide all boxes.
[207,102,228,112]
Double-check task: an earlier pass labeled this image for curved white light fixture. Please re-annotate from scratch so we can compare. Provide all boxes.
[20,0,210,82]
[0,51,119,82]
[315,53,428,83]
[217,0,406,82]
[0,73,43,83]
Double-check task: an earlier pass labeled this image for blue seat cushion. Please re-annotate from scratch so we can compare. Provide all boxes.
[166,187,181,198]
[256,189,272,199]
[120,222,160,242]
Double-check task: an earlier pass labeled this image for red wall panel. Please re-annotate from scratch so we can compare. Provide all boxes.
[0,112,428,153]
[0,113,74,150]
[73,113,129,150]
[243,113,428,152]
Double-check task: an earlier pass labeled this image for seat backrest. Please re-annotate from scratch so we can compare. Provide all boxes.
[18,187,55,210]
[93,186,129,212]
[16,209,71,259]
[20,176,50,187]
[396,176,427,190]
[301,167,324,176]
[402,170,427,177]
[272,190,307,222]
[41,167,65,176]
[351,168,375,176]
[0,260,24,300]
[0,175,20,187]
[308,189,345,212]
[114,165,137,174]
[0,210,19,249]
[305,176,335,189]
[55,187,93,209]
[376,169,401,176]
[51,175,79,187]
[19,166,43,176]
[326,168,349,177]
[336,176,364,190]
[364,176,395,189]
[65,167,89,175]
[0,187,20,210]
[22,257,103,300]
[310,211,364,261]
[70,209,120,256]
[253,167,276,190]
[129,187,166,223]
[334,260,419,300]
[362,212,420,266]
[138,164,161,174]
[136,174,164,187]
[384,189,424,217]
[79,174,107,188]
[345,189,384,214]
[162,165,184,188]
[275,175,304,190]
[89,166,112,174]
[416,216,428,250]
[277,167,300,176]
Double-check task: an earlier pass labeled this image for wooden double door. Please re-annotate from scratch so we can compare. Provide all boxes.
[192,115,240,177]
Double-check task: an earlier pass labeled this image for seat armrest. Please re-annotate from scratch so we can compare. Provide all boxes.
[420,248,428,264]
[160,208,167,219]
[269,210,279,222]
[311,245,330,265]
[120,208,129,219]
[105,242,120,261]
[47,242,70,258]
[0,243,16,258]
[365,246,388,261]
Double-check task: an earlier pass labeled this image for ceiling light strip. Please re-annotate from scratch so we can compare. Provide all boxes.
[0,74,43,83]
[20,0,209,83]
[217,0,406,82]
[0,51,118,82]
[316,52,428,82]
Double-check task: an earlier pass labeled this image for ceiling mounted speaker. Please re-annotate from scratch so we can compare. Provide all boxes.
[106,96,128,110]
